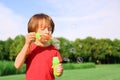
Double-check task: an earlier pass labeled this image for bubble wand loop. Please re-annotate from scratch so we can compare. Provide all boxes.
[36,32,40,39]
[35,32,52,40]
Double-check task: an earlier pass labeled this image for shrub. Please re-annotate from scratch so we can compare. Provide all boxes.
[0,61,95,76]
[0,61,26,76]
[16,64,26,74]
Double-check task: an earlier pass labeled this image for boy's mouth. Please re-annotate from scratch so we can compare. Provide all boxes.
[40,35,52,40]
[36,33,52,40]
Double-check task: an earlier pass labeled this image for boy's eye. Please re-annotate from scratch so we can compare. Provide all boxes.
[40,27,45,30]
[39,27,52,33]
[48,28,52,31]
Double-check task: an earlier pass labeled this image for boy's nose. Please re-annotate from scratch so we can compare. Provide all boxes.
[45,28,49,33]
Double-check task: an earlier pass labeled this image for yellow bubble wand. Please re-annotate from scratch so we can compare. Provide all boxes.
[52,57,61,76]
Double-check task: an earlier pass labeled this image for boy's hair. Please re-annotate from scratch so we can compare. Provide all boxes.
[28,13,55,33]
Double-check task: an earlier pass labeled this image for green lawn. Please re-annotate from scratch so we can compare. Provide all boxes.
[0,64,120,80]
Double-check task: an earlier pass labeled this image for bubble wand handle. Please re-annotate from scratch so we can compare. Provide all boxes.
[52,57,61,76]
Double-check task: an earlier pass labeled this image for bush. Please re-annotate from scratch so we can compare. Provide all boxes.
[0,61,26,76]
[0,61,4,75]
[0,61,95,76]
[16,64,26,74]
[63,62,96,70]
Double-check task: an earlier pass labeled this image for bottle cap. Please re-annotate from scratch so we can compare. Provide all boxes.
[53,57,59,63]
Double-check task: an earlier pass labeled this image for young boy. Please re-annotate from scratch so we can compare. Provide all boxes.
[14,13,63,80]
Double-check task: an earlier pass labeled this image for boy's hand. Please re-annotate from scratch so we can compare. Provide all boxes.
[25,32,36,45]
[56,63,64,76]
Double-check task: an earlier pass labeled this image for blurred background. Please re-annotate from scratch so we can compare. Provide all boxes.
[0,0,120,40]
[0,0,120,80]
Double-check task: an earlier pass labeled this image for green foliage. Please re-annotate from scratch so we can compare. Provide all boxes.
[57,37,72,58]
[0,61,26,76]
[0,44,3,60]
[0,40,5,60]
[9,35,25,60]
[4,38,13,60]
[0,35,120,64]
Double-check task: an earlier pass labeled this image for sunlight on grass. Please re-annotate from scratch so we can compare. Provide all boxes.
[0,64,120,80]
[0,74,25,80]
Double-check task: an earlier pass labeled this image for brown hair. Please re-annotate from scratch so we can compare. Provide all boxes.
[28,13,55,33]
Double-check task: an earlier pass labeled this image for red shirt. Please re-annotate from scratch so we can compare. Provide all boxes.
[26,43,62,80]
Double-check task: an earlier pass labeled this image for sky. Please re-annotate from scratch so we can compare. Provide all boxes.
[0,0,120,41]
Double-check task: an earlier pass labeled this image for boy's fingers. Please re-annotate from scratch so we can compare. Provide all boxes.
[56,64,64,72]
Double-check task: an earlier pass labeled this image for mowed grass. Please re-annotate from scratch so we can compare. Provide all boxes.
[0,64,120,80]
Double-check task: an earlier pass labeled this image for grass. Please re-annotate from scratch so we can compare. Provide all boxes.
[63,62,95,70]
[57,64,120,80]
[0,64,120,80]
[0,74,25,80]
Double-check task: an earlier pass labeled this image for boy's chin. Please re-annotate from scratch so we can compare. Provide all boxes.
[41,39,49,43]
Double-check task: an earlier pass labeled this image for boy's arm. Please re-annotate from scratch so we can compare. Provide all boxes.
[14,43,30,69]
[14,32,35,69]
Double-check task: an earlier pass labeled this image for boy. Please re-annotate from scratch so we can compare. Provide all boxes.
[14,13,63,80]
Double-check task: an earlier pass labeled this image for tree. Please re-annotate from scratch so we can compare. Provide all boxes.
[82,37,96,62]
[9,35,25,60]
[57,37,71,62]
[4,38,13,60]
[0,44,3,60]
[0,40,4,60]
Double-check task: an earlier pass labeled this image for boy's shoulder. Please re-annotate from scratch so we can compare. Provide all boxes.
[30,43,58,50]
[49,45,59,50]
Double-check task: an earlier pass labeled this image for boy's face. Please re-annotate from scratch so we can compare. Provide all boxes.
[36,19,52,42]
